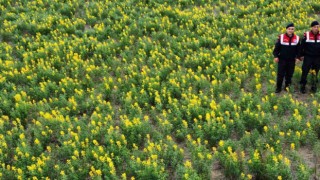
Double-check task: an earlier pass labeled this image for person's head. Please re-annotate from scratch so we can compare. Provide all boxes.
[310,21,319,34]
[286,23,295,36]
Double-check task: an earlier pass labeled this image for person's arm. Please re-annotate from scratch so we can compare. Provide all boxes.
[295,36,301,61]
[273,35,281,62]
[298,33,306,60]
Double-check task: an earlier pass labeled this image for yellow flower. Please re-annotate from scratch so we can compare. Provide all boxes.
[60,171,65,176]
[219,140,224,147]
[19,133,25,140]
[212,147,217,154]
[296,131,301,138]
[273,155,278,163]
[186,134,192,141]
[306,122,311,128]
[241,173,245,178]
[263,126,268,132]
[279,132,285,137]
[290,143,295,150]
[284,157,290,166]
[273,105,278,111]
[182,120,188,128]
[96,169,102,176]
[184,160,192,168]
[184,173,189,179]
[34,138,40,145]
[121,173,126,179]
[14,94,22,102]
[253,150,259,160]
[74,150,79,157]
[93,140,99,146]
[256,83,261,90]
[241,151,245,159]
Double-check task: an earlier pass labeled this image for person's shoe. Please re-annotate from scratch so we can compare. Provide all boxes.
[275,88,281,93]
[300,85,306,94]
[311,85,317,93]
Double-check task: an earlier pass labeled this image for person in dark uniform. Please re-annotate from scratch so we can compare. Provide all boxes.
[273,23,300,93]
[299,21,320,94]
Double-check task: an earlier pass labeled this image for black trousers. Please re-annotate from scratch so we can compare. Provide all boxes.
[300,56,320,86]
[277,59,295,89]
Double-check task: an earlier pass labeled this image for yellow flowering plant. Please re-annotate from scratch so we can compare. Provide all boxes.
[1,0,320,179]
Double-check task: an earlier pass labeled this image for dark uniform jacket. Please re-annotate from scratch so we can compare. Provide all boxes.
[273,33,300,60]
[299,31,320,57]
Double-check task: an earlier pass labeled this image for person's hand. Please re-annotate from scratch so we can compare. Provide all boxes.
[274,57,279,63]
[295,58,300,63]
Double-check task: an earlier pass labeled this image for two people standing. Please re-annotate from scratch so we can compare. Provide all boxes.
[273,21,320,94]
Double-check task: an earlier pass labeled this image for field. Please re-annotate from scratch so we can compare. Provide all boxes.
[1,0,320,179]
